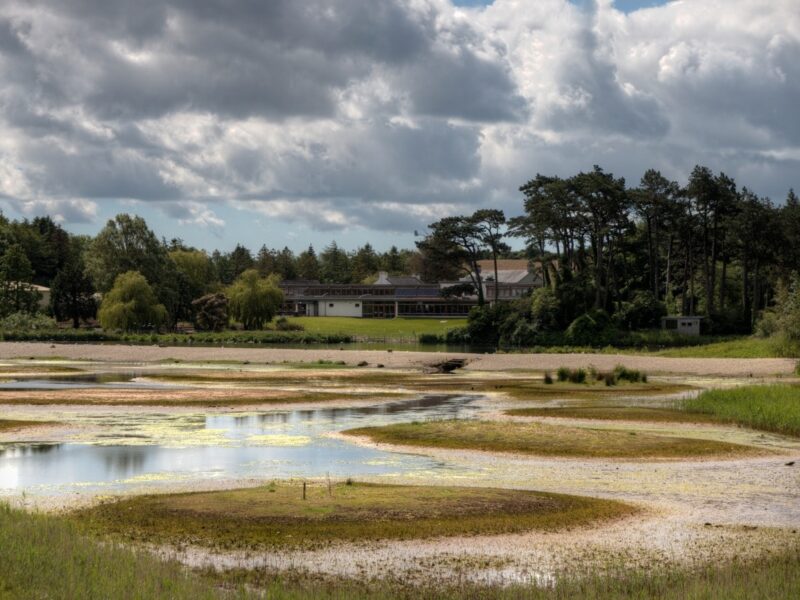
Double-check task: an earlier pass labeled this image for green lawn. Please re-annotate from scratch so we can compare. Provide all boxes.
[344,420,761,459]
[276,316,466,339]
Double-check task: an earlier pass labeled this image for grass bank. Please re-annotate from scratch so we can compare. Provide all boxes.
[74,482,634,551]
[0,506,800,600]
[344,420,760,459]
[651,337,780,358]
[0,503,225,600]
[505,406,719,424]
[682,385,800,437]
[3,502,799,599]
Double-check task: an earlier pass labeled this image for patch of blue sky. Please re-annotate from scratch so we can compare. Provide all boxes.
[452,0,670,13]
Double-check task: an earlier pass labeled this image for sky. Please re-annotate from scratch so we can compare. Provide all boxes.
[0,0,798,253]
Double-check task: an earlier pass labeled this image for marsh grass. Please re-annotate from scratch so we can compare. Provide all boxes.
[146,369,686,402]
[0,419,56,432]
[0,503,227,600]
[682,384,800,437]
[652,337,781,358]
[2,502,799,599]
[344,420,760,459]
[505,406,719,424]
[73,482,634,551]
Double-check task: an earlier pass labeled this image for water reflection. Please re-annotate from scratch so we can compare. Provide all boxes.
[0,395,480,495]
[0,372,182,390]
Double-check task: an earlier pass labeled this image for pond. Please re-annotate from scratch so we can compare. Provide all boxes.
[0,394,482,496]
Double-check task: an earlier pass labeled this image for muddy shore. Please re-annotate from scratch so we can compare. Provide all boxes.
[0,341,795,376]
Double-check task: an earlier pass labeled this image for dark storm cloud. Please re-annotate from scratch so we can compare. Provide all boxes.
[9,0,520,122]
[0,0,797,239]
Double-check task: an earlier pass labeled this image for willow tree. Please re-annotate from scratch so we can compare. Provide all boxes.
[98,271,167,332]
[227,270,283,330]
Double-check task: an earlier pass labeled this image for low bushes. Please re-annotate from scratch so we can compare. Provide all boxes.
[555,365,646,386]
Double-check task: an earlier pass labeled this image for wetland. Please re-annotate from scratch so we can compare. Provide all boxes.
[1,348,799,597]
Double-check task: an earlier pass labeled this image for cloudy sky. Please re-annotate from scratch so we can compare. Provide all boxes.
[0,0,798,252]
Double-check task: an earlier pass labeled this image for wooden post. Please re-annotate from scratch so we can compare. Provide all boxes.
[302,481,306,500]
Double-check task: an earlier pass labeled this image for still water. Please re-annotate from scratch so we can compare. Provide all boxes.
[0,395,481,496]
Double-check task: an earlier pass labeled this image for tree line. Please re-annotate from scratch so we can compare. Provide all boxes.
[0,163,798,337]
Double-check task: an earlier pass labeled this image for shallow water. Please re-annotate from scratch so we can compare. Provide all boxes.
[0,394,481,495]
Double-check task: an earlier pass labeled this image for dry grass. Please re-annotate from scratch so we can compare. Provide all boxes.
[505,406,720,424]
[0,387,408,407]
[0,419,56,432]
[74,482,635,551]
[345,420,764,459]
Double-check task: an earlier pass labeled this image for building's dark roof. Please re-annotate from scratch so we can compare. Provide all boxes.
[384,275,423,286]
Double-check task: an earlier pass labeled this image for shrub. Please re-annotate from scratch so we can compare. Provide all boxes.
[613,365,647,383]
[614,291,665,330]
[274,317,304,332]
[191,293,228,332]
[530,288,560,331]
[0,312,56,331]
[568,368,587,384]
[418,333,445,344]
[565,311,617,346]
[543,372,554,385]
[556,367,570,382]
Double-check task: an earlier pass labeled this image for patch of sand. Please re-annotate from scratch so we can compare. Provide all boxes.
[0,341,795,376]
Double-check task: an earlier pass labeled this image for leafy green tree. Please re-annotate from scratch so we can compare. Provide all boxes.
[98,271,167,332]
[0,244,40,316]
[50,250,96,328]
[296,245,320,280]
[169,250,216,299]
[85,214,168,293]
[192,293,229,332]
[227,270,283,330]
[530,287,560,331]
[472,209,506,302]
[416,216,486,304]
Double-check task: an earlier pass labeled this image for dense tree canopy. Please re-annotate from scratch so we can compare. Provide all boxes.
[0,162,798,341]
[97,271,168,332]
[227,270,283,330]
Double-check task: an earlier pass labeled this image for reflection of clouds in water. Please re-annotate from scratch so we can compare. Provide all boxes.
[0,463,18,489]
[1,395,478,495]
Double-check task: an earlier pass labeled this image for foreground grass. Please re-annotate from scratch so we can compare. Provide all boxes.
[74,482,633,551]
[682,385,800,437]
[3,503,799,599]
[344,420,760,459]
[0,503,227,600]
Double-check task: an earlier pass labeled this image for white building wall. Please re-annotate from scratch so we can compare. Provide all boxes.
[318,300,363,318]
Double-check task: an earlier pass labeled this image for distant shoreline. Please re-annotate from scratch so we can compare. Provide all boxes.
[0,341,794,377]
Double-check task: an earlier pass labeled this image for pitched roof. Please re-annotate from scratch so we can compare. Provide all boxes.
[476,259,530,272]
